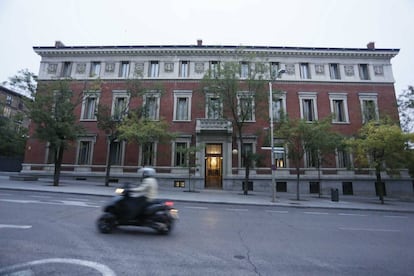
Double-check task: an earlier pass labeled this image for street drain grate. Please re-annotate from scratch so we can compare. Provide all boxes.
[234,255,245,260]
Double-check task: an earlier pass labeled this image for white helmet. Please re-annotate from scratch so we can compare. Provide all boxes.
[139,167,155,178]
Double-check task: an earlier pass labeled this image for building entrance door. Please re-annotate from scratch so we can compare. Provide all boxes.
[205,144,222,189]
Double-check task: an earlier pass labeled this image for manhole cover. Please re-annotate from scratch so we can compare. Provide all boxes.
[234,255,245,260]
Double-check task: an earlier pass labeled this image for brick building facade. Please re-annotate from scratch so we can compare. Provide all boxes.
[23,41,412,196]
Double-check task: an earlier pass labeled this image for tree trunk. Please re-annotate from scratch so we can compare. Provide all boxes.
[104,139,113,187]
[296,165,300,201]
[375,165,384,204]
[53,145,64,186]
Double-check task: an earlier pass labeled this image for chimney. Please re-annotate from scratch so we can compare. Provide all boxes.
[367,42,375,50]
[55,41,65,48]
[197,39,203,47]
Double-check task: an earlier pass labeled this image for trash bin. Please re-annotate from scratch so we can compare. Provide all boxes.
[331,188,339,202]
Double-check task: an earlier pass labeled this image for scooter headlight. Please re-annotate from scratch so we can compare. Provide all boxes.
[115,188,124,194]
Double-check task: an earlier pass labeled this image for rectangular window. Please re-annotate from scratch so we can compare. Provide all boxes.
[180,61,189,78]
[119,61,130,78]
[241,143,253,168]
[329,93,349,123]
[209,61,219,78]
[329,63,341,80]
[270,62,280,79]
[82,97,97,120]
[337,149,351,168]
[141,142,154,166]
[305,149,318,168]
[302,99,316,121]
[143,92,160,120]
[90,62,101,77]
[359,64,370,80]
[3,106,11,118]
[272,98,284,122]
[362,100,377,122]
[240,62,249,78]
[113,97,127,120]
[109,141,123,165]
[173,90,192,121]
[175,142,188,167]
[61,62,72,78]
[6,95,12,105]
[238,95,255,122]
[77,140,92,165]
[300,63,311,79]
[149,61,159,77]
[206,96,222,119]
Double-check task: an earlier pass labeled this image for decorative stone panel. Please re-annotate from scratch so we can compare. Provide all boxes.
[315,64,325,75]
[47,63,58,74]
[344,65,355,76]
[105,62,115,73]
[285,64,295,75]
[374,65,384,76]
[76,63,86,74]
[134,62,144,74]
[195,62,205,73]
[164,62,174,72]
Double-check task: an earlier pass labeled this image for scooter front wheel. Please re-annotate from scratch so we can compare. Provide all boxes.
[97,213,116,234]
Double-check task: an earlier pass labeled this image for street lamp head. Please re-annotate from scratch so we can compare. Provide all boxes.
[277,69,286,78]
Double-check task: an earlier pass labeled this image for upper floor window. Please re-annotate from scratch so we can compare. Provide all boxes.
[300,63,311,79]
[206,94,222,119]
[3,106,11,118]
[173,90,192,121]
[329,63,341,80]
[209,61,220,78]
[240,62,249,79]
[359,64,370,80]
[90,62,101,77]
[272,92,287,122]
[329,93,349,123]
[61,62,72,78]
[112,91,129,121]
[119,61,130,78]
[270,62,280,79]
[299,92,318,122]
[237,92,255,122]
[359,93,379,123]
[149,61,159,78]
[81,92,100,121]
[143,91,160,121]
[6,95,12,105]
[180,61,189,78]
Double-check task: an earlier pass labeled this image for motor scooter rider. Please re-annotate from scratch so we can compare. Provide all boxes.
[129,168,158,218]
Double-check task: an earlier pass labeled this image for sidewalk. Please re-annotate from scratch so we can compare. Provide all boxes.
[1,173,414,213]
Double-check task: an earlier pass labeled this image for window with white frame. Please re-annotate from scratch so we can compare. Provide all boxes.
[237,92,255,122]
[173,139,191,167]
[90,62,101,77]
[336,149,352,169]
[329,63,341,80]
[173,90,192,121]
[149,61,159,78]
[6,95,12,105]
[300,63,311,79]
[359,93,379,123]
[305,149,318,168]
[299,92,318,122]
[272,92,287,122]
[270,62,280,79]
[209,61,220,78]
[180,61,189,78]
[329,93,349,123]
[112,91,129,121]
[76,137,95,165]
[119,61,130,78]
[142,91,160,120]
[81,92,100,120]
[359,64,370,80]
[61,62,72,78]
[109,140,124,166]
[206,94,222,119]
[140,142,156,166]
[240,62,249,78]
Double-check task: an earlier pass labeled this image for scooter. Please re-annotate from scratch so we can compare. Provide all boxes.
[97,182,178,234]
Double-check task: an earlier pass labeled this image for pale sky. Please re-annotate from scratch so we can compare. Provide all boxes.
[1,0,413,95]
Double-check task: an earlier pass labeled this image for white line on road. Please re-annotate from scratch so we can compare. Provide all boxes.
[266,210,289,214]
[338,213,368,217]
[226,208,249,212]
[339,227,401,233]
[0,224,32,229]
[384,215,408,219]
[304,211,329,215]
[184,206,209,210]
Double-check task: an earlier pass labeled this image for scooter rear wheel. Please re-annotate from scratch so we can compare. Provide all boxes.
[97,213,116,234]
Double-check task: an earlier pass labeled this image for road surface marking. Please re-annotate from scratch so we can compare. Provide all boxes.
[304,211,329,215]
[0,198,99,208]
[0,258,116,276]
[339,227,400,233]
[226,208,248,212]
[338,213,368,217]
[266,210,289,214]
[0,224,32,229]
[184,206,209,210]
[384,215,408,219]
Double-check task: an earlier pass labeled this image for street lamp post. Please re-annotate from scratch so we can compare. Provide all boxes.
[269,69,286,203]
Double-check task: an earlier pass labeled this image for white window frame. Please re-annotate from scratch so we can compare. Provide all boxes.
[298,92,318,122]
[237,91,255,122]
[111,90,129,120]
[81,91,100,121]
[336,148,353,169]
[300,63,311,79]
[240,62,249,79]
[359,64,370,80]
[139,142,157,167]
[61,62,72,78]
[359,93,379,123]
[329,93,349,124]
[270,62,280,79]
[149,61,159,78]
[209,61,220,78]
[205,93,223,119]
[119,61,130,78]
[108,139,125,166]
[172,137,191,167]
[329,63,341,80]
[173,90,192,122]
[272,91,287,122]
[90,62,101,77]
[180,61,189,78]
[143,90,161,121]
[76,136,96,165]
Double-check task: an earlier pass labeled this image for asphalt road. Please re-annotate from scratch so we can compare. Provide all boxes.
[1,190,413,276]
